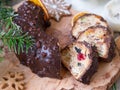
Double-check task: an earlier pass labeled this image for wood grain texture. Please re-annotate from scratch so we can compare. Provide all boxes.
[0,1,119,90]
[0,47,120,90]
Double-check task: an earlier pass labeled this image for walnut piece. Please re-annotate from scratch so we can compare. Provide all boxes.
[42,0,71,21]
[0,72,25,90]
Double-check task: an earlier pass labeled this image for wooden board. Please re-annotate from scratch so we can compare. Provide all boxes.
[0,1,120,90]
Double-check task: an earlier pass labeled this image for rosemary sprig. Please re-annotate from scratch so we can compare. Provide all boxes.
[112,83,117,90]
[0,48,4,62]
[0,6,34,54]
[0,0,11,6]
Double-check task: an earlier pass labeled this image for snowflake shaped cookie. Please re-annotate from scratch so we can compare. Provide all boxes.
[0,72,25,90]
[42,0,71,21]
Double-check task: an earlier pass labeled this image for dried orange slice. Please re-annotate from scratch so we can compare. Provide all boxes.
[71,12,89,27]
[29,0,49,20]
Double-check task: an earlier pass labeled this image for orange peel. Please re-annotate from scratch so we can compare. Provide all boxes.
[71,12,89,27]
[29,0,49,20]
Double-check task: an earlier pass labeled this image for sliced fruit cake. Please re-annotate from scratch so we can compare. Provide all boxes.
[77,26,115,62]
[72,12,108,38]
[61,42,98,84]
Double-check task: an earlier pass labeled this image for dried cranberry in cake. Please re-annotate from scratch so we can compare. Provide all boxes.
[77,26,115,62]
[17,32,61,79]
[61,42,98,84]
[72,12,108,38]
[14,1,50,37]
[77,53,85,61]
[74,47,85,61]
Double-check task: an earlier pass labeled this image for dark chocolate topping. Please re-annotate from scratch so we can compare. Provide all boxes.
[80,50,98,84]
[14,1,61,79]
[17,32,61,78]
[79,44,98,84]
[99,38,116,62]
[14,1,50,37]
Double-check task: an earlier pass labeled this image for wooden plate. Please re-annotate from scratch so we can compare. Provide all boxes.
[0,1,119,90]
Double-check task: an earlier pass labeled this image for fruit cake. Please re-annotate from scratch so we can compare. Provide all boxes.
[14,1,50,37]
[14,1,61,79]
[77,26,115,62]
[72,12,108,38]
[61,42,98,84]
[17,31,61,79]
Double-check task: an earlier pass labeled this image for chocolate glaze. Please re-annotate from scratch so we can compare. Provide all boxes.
[80,50,98,84]
[17,32,61,78]
[78,42,98,84]
[14,1,50,37]
[78,25,116,62]
[14,1,61,79]
[61,41,98,84]
[99,38,116,62]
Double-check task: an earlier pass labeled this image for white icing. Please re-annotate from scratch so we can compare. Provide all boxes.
[42,0,71,21]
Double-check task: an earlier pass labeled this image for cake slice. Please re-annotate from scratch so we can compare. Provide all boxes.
[61,42,98,84]
[77,26,115,62]
[72,12,108,38]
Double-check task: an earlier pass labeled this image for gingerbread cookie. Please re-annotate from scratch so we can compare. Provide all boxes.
[0,72,25,90]
[42,0,71,21]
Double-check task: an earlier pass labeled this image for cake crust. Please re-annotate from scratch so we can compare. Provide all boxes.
[77,26,115,62]
[72,13,108,38]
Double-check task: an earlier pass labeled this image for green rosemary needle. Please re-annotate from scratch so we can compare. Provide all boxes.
[112,83,117,90]
[0,0,11,6]
[0,6,34,54]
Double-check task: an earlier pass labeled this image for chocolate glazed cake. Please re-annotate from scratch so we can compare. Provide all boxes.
[17,31,61,78]
[77,26,115,62]
[61,42,98,84]
[14,1,61,79]
[14,1,50,37]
